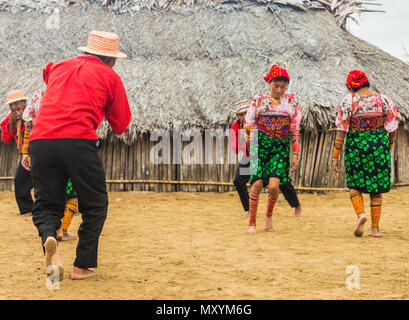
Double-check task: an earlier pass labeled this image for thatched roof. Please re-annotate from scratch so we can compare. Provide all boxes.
[1,0,408,143]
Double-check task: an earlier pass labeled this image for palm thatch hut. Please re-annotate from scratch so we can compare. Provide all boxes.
[1,0,408,192]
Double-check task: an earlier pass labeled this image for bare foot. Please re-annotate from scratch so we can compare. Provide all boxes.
[371,227,383,238]
[61,231,77,241]
[70,267,97,280]
[294,205,302,217]
[21,212,32,217]
[247,225,256,234]
[44,237,64,281]
[57,230,77,241]
[354,213,367,237]
[56,227,63,241]
[265,216,273,231]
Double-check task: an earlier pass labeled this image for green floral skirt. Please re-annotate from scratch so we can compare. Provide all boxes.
[344,129,391,195]
[249,130,290,187]
[66,178,77,199]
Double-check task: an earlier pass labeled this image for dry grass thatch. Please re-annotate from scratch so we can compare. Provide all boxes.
[0,0,408,143]
[0,1,386,30]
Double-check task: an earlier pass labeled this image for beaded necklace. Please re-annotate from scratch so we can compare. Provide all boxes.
[268,91,282,106]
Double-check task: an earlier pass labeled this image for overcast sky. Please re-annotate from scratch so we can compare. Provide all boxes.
[349,0,409,62]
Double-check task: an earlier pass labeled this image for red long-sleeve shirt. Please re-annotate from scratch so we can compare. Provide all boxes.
[230,119,249,157]
[30,55,131,141]
[1,113,26,152]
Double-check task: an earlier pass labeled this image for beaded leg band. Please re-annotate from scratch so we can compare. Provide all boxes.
[266,192,279,217]
[248,191,259,226]
[370,194,382,229]
[350,190,364,215]
[61,198,78,231]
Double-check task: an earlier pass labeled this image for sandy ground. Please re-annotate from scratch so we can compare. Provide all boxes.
[0,187,409,300]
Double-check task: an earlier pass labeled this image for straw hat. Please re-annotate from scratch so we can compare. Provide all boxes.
[78,31,127,58]
[232,100,249,115]
[6,90,26,105]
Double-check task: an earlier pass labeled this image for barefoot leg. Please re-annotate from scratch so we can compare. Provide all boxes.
[70,267,97,280]
[371,227,383,238]
[370,194,382,237]
[294,204,302,217]
[354,213,367,237]
[265,178,279,231]
[44,237,64,281]
[265,216,273,231]
[60,231,77,241]
[248,180,262,234]
[56,227,63,241]
[247,225,257,234]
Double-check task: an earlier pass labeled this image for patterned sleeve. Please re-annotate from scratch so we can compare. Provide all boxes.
[335,94,352,132]
[289,95,302,132]
[244,95,259,128]
[1,113,15,144]
[22,91,42,126]
[380,94,400,133]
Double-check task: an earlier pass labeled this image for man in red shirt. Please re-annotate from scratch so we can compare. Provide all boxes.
[230,101,251,216]
[1,90,34,216]
[230,101,302,218]
[29,31,131,281]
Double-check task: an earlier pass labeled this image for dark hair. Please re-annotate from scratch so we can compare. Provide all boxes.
[270,76,290,84]
[347,81,370,93]
[84,52,111,62]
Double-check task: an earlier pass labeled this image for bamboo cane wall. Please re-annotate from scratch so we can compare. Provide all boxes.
[0,127,408,192]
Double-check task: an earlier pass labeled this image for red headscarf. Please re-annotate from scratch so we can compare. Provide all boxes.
[43,62,56,85]
[346,70,368,89]
[264,65,290,83]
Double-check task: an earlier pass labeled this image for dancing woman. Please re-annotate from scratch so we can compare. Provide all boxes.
[244,65,302,234]
[230,101,302,218]
[333,70,400,237]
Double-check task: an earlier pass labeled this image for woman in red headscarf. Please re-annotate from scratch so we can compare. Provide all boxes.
[22,63,79,242]
[333,70,400,237]
[244,65,302,234]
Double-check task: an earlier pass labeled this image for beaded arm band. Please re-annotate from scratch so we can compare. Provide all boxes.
[332,139,344,160]
[389,134,396,149]
[292,133,300,156]
[21,130,30,155]
[245,124,255,135]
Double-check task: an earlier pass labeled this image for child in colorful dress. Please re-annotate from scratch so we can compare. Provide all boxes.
[332,70,400,237]
[244,65,302,234]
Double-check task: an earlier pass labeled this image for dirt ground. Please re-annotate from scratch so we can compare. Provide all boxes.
[0,187,409,300]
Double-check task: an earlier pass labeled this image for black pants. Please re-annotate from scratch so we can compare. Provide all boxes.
[280,183,300,208]
[30,139,108,269]
[233,157,300,212]
[14,160,34,215]
[233,158,251,212]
